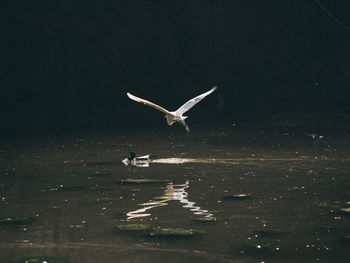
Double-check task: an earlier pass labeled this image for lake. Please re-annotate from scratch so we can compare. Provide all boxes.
[1,120,350,262]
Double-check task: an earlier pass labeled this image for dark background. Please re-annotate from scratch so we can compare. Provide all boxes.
[2,0,350,136]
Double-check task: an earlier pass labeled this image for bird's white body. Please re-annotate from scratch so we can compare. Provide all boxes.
[127,87,217,132]
[165,111,187,125]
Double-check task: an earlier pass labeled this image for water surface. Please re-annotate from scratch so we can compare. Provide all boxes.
[1,124,350,262]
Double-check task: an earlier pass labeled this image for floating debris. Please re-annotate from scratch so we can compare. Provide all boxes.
[223,194,252,200]
[113,144,135,148]
[41,185,84,192]
[315,226,350,235]
[339,207,350,214]
[88,172,112,177]
[116,224,206,237]
[148,227,207,237]
[91,186,115,191]
[191,217,218,222]
[21,175,39,180]
[252,229,286,237]
[56,186,84,192]
[96,197,115,202]
[116,224,151,232]
[69,224,84,230]
[18,257,71,263]
[240,242,281,254]
[0,217,35,227]
[117,178,170,184]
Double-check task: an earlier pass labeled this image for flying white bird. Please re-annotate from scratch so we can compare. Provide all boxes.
[127,87,217,132]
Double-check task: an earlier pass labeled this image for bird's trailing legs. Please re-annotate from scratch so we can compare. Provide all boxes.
[181,120,190,133]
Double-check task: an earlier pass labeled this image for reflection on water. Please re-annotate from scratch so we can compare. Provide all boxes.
[127,181,212,220]
[127,157,340,167]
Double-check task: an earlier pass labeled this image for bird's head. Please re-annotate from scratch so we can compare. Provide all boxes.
[128,152,136,161]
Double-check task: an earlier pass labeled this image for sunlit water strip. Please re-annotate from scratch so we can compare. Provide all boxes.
[150,156,348,165]
[127,181,212,220]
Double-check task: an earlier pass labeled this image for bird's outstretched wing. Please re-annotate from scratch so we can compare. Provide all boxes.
[175,87,217,115]
[127,92,170,114]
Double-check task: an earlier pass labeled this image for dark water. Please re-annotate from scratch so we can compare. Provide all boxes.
[1,122,350,263]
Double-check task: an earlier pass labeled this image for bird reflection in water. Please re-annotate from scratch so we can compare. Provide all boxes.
[126,181,212,220]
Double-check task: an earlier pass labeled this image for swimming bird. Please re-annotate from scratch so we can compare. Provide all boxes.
[127,87,217,132]
[122,152,150,167]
